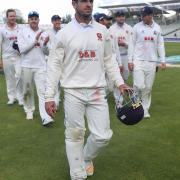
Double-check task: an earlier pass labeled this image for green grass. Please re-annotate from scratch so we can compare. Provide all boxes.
[0,44,180,180]
[165,42,180,56]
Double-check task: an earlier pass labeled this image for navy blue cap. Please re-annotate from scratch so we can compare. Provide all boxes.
[93,13,100,21]
[141,6,153,17]
[28,11,39,18]
[51,15,61,22]
[115,11,125,17]
[94,13,112,22]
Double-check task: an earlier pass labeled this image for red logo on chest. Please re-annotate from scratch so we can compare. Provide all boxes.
[144,36,154,41]
[97,33,103,41]
[79,50,96,59]
[9,36,17,41]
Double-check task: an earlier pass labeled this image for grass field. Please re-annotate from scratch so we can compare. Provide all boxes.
[165,42,180,56]
[0,43,180,180]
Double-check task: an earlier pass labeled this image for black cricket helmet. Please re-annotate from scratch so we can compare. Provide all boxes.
[116,90,144,125]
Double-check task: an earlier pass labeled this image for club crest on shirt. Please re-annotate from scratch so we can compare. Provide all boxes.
[154,31,157,35]
[97,33,103,41]
[126,30,129,34]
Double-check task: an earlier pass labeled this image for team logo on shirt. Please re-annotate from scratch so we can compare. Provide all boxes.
[118,36,125,41]
[8,36,17,41]
[78,50,97,61]
[144,36,154,41]
[35,42,40,47]
[154,31,157,35]
[97,33,103,41]
[126,30,129,34]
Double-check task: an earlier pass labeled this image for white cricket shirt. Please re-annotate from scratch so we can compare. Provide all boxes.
[0,24,20,59]
[45,18,124,101]
[128,21,165,63]
[17,25,46,69]
[110,23,133,56]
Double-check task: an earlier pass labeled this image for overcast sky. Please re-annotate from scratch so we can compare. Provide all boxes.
[0,0,108,24]
[0,0,167,24]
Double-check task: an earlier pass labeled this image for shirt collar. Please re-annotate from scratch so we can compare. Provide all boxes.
[73,17,94,28]
[28,25,40,32]
[116,22,125,29]
[143,20,155,28]
[6,23,18,30]
[52,28,59,34]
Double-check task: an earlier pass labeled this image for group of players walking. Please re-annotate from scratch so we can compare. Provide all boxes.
[0,1,166,179]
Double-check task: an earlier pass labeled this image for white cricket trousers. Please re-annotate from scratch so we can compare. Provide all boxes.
[133,60,156,113]
[21,67,52,121]
[3,57,23,102]
[121,54,129,81]
[64,88,113,180]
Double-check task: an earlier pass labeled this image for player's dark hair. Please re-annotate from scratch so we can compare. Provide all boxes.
[6,9,16,18]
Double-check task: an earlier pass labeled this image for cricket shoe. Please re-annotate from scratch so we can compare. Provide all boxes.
[18,101,24,106]
[71,177,87,180]
[144,111,150,119]
[26,112,33,120]
[85,161,94,176]
[42,118,54,126]
[7,99,16,105]
[71,167,87,180]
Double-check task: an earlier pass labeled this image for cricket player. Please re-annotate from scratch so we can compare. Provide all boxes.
[17,11,54,125]
[110,11,133,81]
[45,0,129,179]
[43,15,62,108]
[109,11,133,107]
[0,9,23,105]
[128,6,166,118]
[94,13,113,29]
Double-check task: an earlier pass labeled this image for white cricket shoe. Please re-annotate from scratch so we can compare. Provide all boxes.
[7,99,16,105]
[144,111,150,118]
[42,118,54,126]
[26,112,33,120]
[18,101,24,106]
[71,167,87,180]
